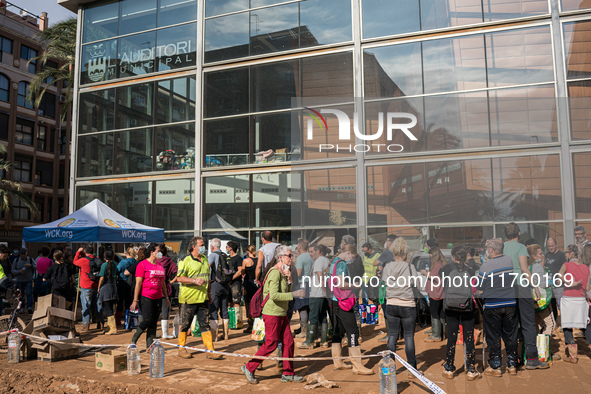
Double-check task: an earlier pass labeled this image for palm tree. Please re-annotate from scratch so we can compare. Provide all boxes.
[0,144,38,218]
[27,17,77,121]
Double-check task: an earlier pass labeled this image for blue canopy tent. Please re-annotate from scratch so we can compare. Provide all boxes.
[23,199,164,243]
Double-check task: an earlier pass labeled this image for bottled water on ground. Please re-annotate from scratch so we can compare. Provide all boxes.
[149,340,165,378]
[7,331,20,364]
[379,353,396,394]
[127,344,141,375]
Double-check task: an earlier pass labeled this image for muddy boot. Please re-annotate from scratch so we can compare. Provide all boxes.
[332,343,352,370]
[210,320,219,342]
[564,344,578,363]
[349,347,374,375]
[105,316,118,335]
[299,325,317,349]
[320,323,329,348]
[425,318,441,342]
[177,331,193,359]
[161,320,174,339]
[296,322,307,339]
[378,319,389,342]
[223,319,230,341]
[243,318,254,334]
[131,327,145,345]
[202,331,224,360]
[146,327,157,349]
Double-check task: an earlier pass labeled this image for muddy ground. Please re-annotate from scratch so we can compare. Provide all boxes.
[1,312,591,393]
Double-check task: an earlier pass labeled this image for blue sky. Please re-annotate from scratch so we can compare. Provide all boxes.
[8,0,76,23]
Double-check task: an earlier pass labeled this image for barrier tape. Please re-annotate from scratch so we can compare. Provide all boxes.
[1,330,446,394]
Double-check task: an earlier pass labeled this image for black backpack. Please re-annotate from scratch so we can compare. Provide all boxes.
[214,251,235,285]
[86,256,102,282]
[443,265,473,313]
[52,263,71,290]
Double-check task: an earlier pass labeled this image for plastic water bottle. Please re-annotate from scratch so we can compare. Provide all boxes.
[127,344,141,375]
[7,331,20,364]
[379,353,396,394]
[149,340,165,378]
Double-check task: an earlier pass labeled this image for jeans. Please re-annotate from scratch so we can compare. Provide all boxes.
[385,304,417,369]
[564,323,591,345]
[246,314,295,375]
[429,298,444,320]
[483,306,518,369]
[81,288,102,325]
[309,298,328,325]
[445,310,475,372]
[116,281,132,313]
[180,302,210,332]
[516,284,538,360]
[16,281,33,310]
[209,282,229,320]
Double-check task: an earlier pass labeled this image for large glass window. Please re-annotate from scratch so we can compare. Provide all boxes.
[20,45,37,74]
[15,118,34,145]
[0,113,8,140]
[83,0,119,43]
[155,23,197,72]
[17,82,33,109]
[118,32,156,79]
[119,0,157,36]
[362,0,548,39]
[114,128,153,174]
[116,82,154,129]
[561,0,591,12]
[573,152,591,220]
[38,93,56,119]
[568,80,591,141]
[79,88,116,133]
[13,156,33,182]
[155,123,196,171]
[204,175,251,229]
[13,195,32,221]
[157,0,197,27]
[0,36,12,61]
[367,154,562,226]
[156,76,196,124]
[204,117,250,167]
[37,125,47,151]
[77,133,114,177]
[154,179,195,230]
[204,67,249,118]
[81,39,117,85]
[0,74,8,102]
[204,0,352,63]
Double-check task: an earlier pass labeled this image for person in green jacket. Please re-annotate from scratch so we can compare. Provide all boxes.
[242,245,305,384]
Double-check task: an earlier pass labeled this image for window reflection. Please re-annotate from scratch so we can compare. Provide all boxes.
[81,39,117,85]
[83,0,118,43]
[79,89,116,133]
[114,128,153,174]
[300,0,352,47]
[364,43,423,97]
[77,133,114,177]
[156,23,197,72]
[118,32,156,79]
[204,175,251,229]
[573,153,591,219]
[205,12,250,63]
[253,172,294,228]
[204,67,249,117]
[158,0,197,27]
[561,0,591,12]
[421,0,481,31]
[116,82,154,129]
[367,155,562,226]
[362,0,419,39]
[250,3,299,55]
[204,117,250,167]
[568,80,591,141]
[205,0,249,18]
[156,76,196,124]
[119,0,157,36]
[564,20,591,80]
[155,123,196,171]
[251,60,298,112]
[154,179,195,230]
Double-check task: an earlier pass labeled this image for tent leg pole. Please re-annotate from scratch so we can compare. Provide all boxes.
[74,283,81,324]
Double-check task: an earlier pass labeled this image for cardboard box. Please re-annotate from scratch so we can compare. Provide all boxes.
[35,294,66,312]
[30,330,79,351]
[37,345,79,362]
[95,350,127,373]
[32,307,75,332]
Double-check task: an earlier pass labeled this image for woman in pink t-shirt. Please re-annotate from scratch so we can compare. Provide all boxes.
[130,243,171,348]
[35,246,53,299]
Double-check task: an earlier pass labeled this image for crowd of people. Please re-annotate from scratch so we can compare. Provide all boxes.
[0,222,590,385]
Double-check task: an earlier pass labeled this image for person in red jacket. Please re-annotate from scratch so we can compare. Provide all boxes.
[74,244,103,332]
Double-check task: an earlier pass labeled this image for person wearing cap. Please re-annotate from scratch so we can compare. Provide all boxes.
[11,248,36,314]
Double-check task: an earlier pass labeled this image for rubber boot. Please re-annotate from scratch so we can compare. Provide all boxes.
[349,347,374,375]
[425,318,441,342]
[211,320,219,342]
[299,325,317,349]
[331,343,352,370]
[243,318,254,334]
[131,326,145,345]
[105,316,118,335]
[296,322,308,339]
[161,320,174,339]
[440,318,447,340]
[202,331,224,360]
[178,331,193,359]
[146,327,157,349]
[320,323,329,348]
[378,319,389,342]
[223,319,230,340]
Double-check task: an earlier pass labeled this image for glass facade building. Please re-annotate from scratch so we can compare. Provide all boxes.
[60,0,591,253]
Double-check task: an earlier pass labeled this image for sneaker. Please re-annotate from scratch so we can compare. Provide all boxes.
[442,370,454,379]
[241,365,259,384]
[281,374,304,383]
[484,366,501,377]
[507,366,517,375]
[525,359,550,370]
[466,370,482,381]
